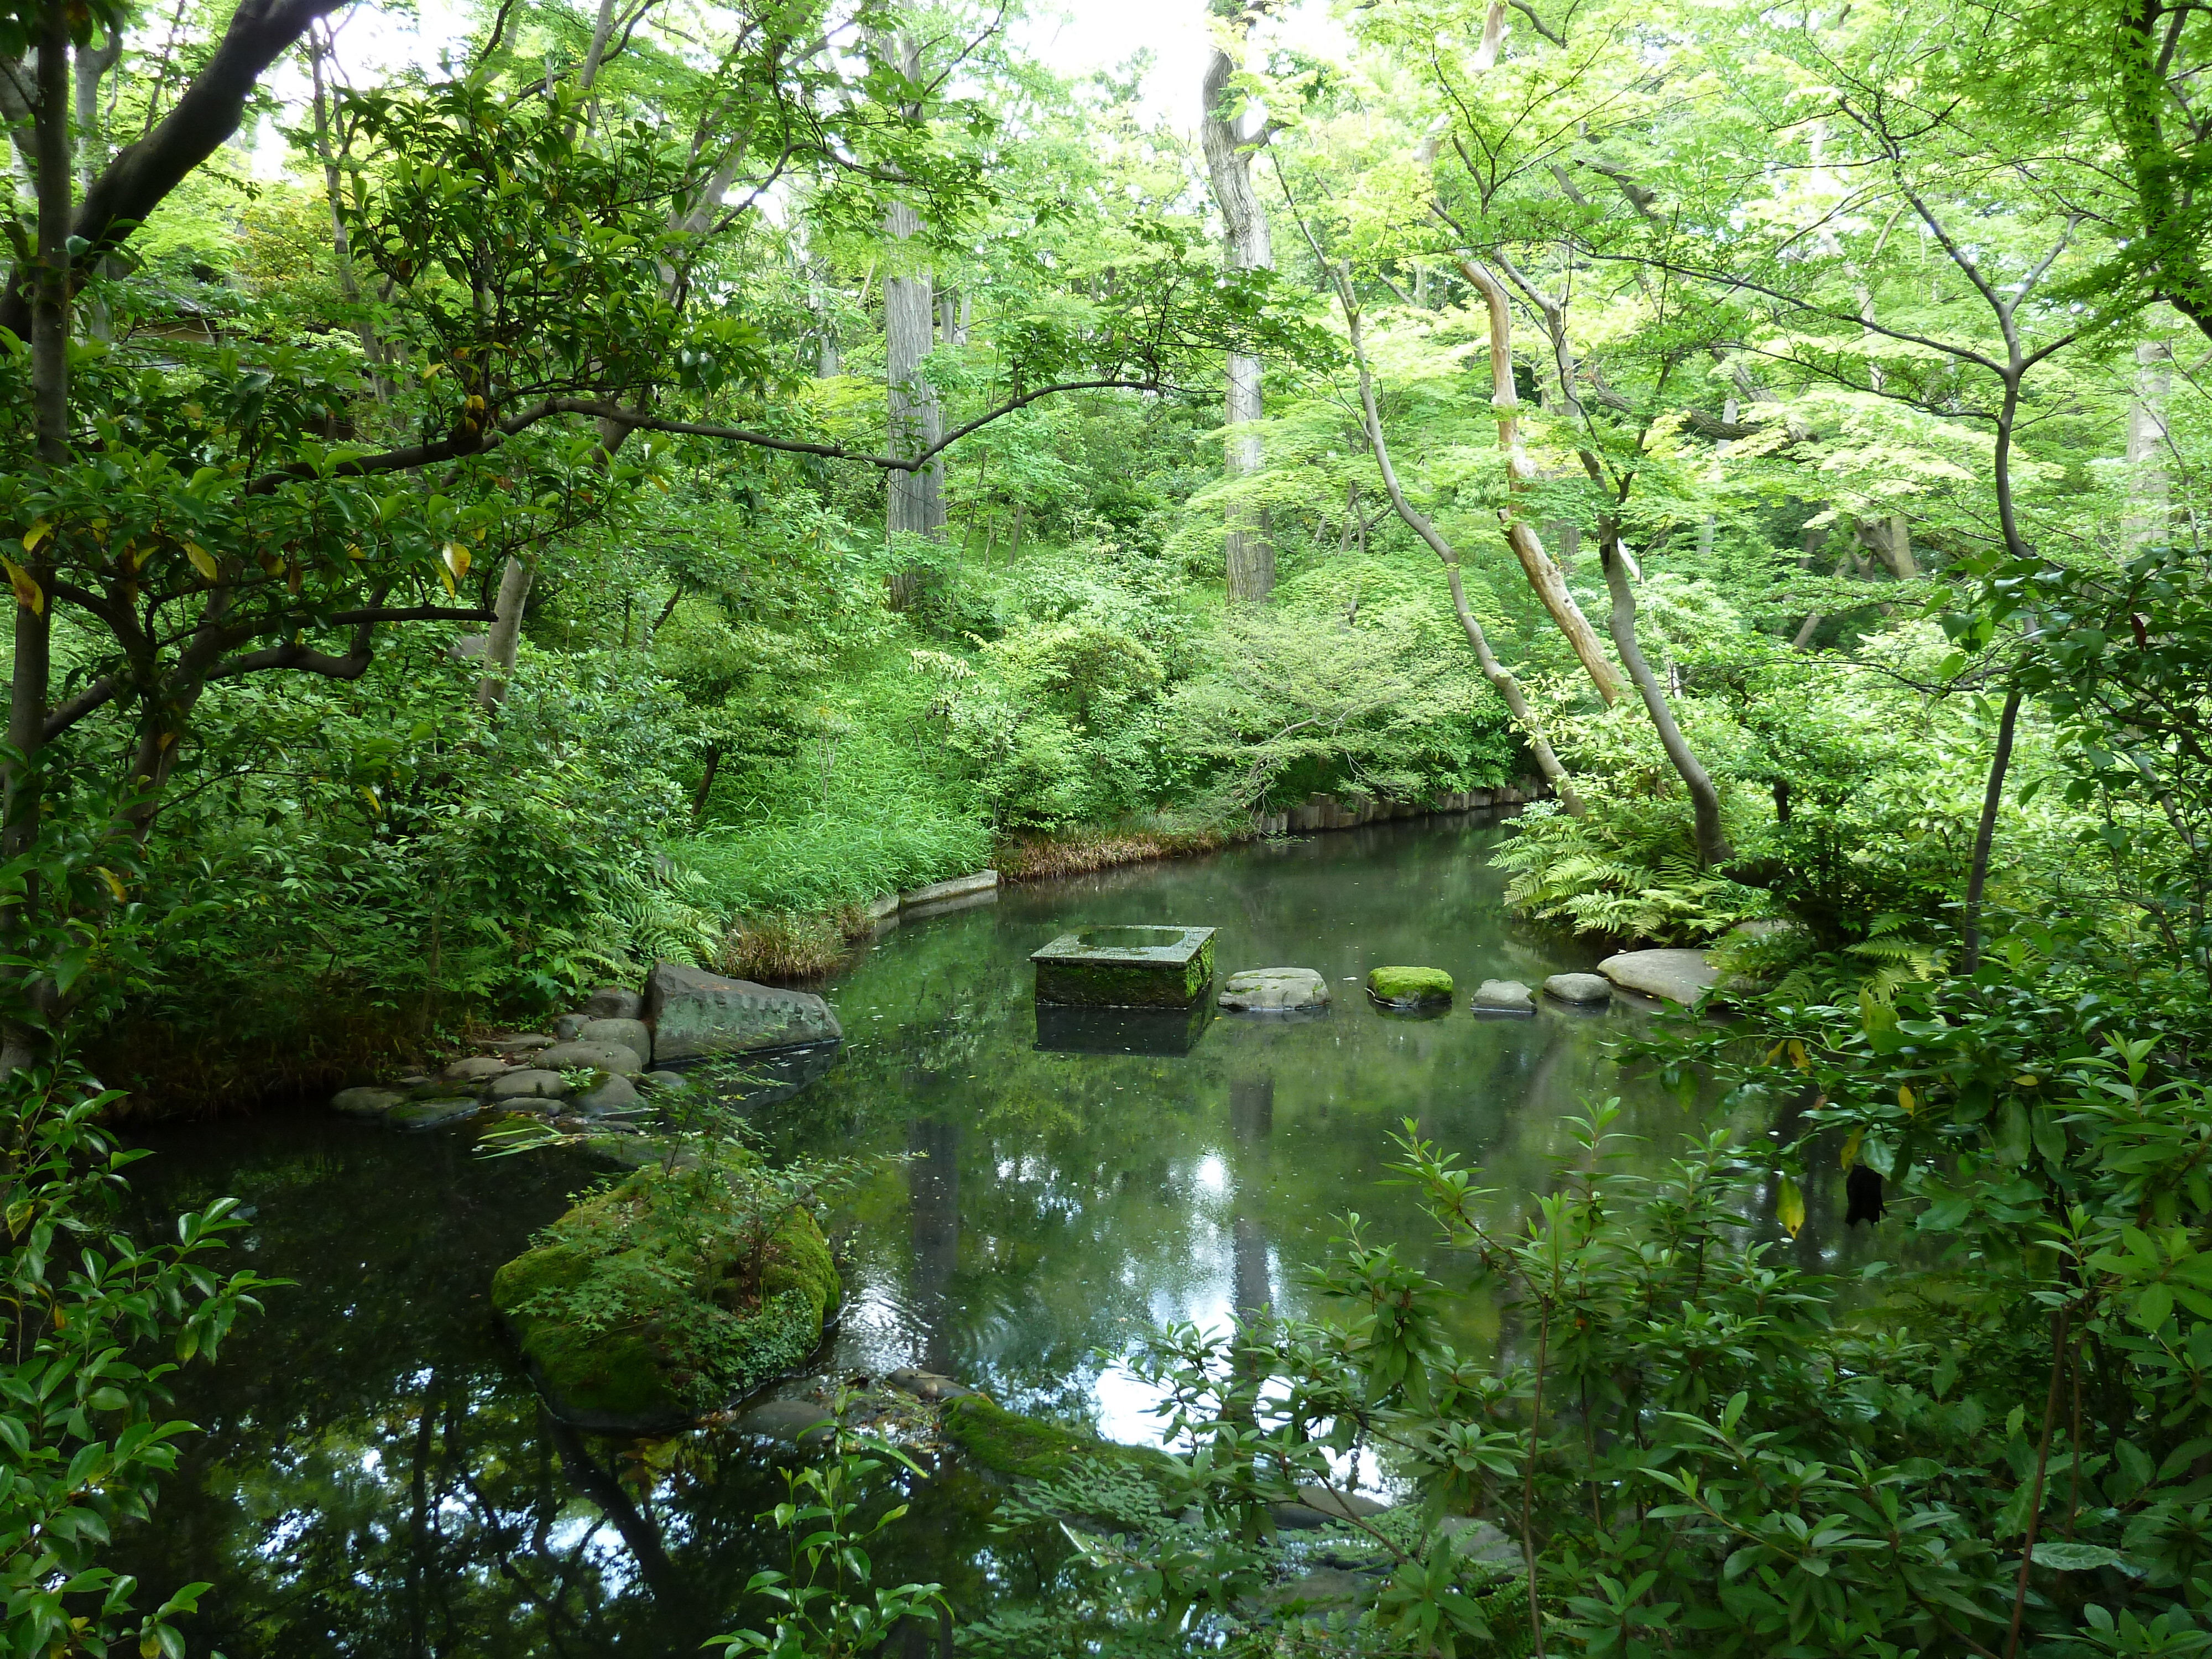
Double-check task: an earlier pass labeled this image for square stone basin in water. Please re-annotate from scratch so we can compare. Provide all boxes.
[1031,925,1217,1008]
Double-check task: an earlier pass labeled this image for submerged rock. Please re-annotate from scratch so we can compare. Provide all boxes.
[488,1068,567,1102]
[886,1366,975,1402]
[1470,979,1535,1016]
[643,959,842,1062]
[1366,966,1454,1009]
[330,1086,404,1117]
[940,1395,1172,1483]
[1542,972,1613,1005]
[639,1070,690,1093]
[1218,967,1331,1013]
[388,1097,483,1130]
[491,1149,839,1432]
[1598,948,1720,1006]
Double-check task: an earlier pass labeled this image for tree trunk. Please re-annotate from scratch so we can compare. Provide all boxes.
[1338,285,1583,815]
[1960,686,2022,973]
[1458,259,1623,704]
[1598,533,1731,866]
[2127,328,2173,549]
[882,33,945,609]
[475,556,533,712]
[1201,34,1274,603]
[307,22,383,398]
[71,34,119,342]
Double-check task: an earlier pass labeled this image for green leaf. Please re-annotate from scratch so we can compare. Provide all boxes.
[2031,1542,2132,1572]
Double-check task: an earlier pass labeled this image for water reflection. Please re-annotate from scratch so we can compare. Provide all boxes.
[111,812,1745,1651]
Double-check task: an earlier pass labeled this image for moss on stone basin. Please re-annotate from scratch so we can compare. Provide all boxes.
[940,1395,1176,1483]
[1031,925,1217,1008]
[490,1149,839,1432]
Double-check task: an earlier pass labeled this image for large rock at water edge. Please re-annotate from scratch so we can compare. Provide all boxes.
[572,1072,640,1117]
[1543,972,1613,1005]
[489,1068,567,1102]
[1598,948,1720,1006]
[443,1055,511,1083]
[389,1097,483,1130]
[331,1086,404,1117]
[1218,967,1331,1013]
[1470,979,1535,1016]
[643,959,842,1061]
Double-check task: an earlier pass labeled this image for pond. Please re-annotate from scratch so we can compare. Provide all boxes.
[107,812,1808,1654]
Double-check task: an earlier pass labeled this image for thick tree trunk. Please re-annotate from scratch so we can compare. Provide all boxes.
[1201,36,1274,603]
[882,33,944,609]
[1598,533,1731,866]
[1459,260,1622,704]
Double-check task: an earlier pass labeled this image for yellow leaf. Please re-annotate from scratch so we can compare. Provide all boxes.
[1764,1041,1784,1066]
[1778,1175,1805,1238]
[1788,1040,1808,1071]
[360,786,383,817]
[1,557,43,615]
[92,866,126,902]
[442,541,471,583]
[1899,1084,1917,1115]
[20,520,49,554]
[185,541,218,582]
[1840,1127,1863,1172]
[346,542,364,561]
[2015,1074,2039,1088]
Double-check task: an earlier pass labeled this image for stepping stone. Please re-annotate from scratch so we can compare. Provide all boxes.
[488,1068,567,1101]
[1470,979,1535,1015]
[443,1055,510,1082]
[484,1033,554,1055]
[578,1016,652,1064]
[1366,966,1453,1009]
[1218,967,1331,1012]
[538,1039,644,1076]
[582,985,644,1020]
[572,1072,640,1116]
[1597,948,1720,1006]
[330,1086,403,1117]
[1543,972,1613,1005]
[639,1070,690,1093]
[388,1097,483,1130]
[886,1367,976,1402]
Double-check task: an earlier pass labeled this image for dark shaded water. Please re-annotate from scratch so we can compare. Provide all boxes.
[108,813,1823,1653]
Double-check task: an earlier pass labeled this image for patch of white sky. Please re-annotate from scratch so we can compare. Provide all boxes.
[248,0,1351,180]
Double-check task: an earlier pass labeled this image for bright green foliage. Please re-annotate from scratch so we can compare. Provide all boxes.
[491,1147,843,1429]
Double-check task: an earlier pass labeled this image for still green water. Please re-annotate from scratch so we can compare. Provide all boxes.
[111,813,1741,1654]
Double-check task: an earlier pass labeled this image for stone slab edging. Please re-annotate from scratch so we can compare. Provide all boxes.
[1254,779,1552,838]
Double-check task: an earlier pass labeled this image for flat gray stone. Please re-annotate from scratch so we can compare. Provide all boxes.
[1218,967,1331,1012]
[886,1367,975,1402]
[1597,948,1720,1006]
[487,1068,567,1101]
[1543,972,1613,1004]
[735,1399,838,1444]
[643,959,842,1061]
[538,1039,644,1076]
[638,1070,690,1093]
[572,1072,640,1116]
[1471,978,1535,1015]
[388,1097,483,1130]
[331,1086,403,1117]
[484,1033,554,1054]
[582,985,644,1020]
[899,870,999,909]
[442,1055,511,1082]
[579,1017,651,1063]
[554,1014,587,1041]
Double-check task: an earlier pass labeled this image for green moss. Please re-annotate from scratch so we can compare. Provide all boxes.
[1367,965,1454,1006]
[940,1395,1173,1482]
[491,1151,840,1431]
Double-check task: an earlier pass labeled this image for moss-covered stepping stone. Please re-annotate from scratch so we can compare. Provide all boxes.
[388,1097,483,1130]
[1366,966,1454,1010]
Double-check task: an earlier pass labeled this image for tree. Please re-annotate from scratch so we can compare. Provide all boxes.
[1201,0,1275,603]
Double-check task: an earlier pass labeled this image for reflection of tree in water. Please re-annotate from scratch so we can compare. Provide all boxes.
[907,1114,961,1374]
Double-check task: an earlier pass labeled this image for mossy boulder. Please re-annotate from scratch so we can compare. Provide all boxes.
[940,1395,1175,1483]
[1366,966,1454,1009]
[491,1150,839,1432]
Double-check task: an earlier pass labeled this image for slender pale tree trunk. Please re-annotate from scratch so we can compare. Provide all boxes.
[1597,530,1731,865]
[71,33,118,342]
[1337,280,1583,815]
[1458,259,1621,705]
[1201,27,1274,603]
[307,22,383,399]
[2127,324,2173,549]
